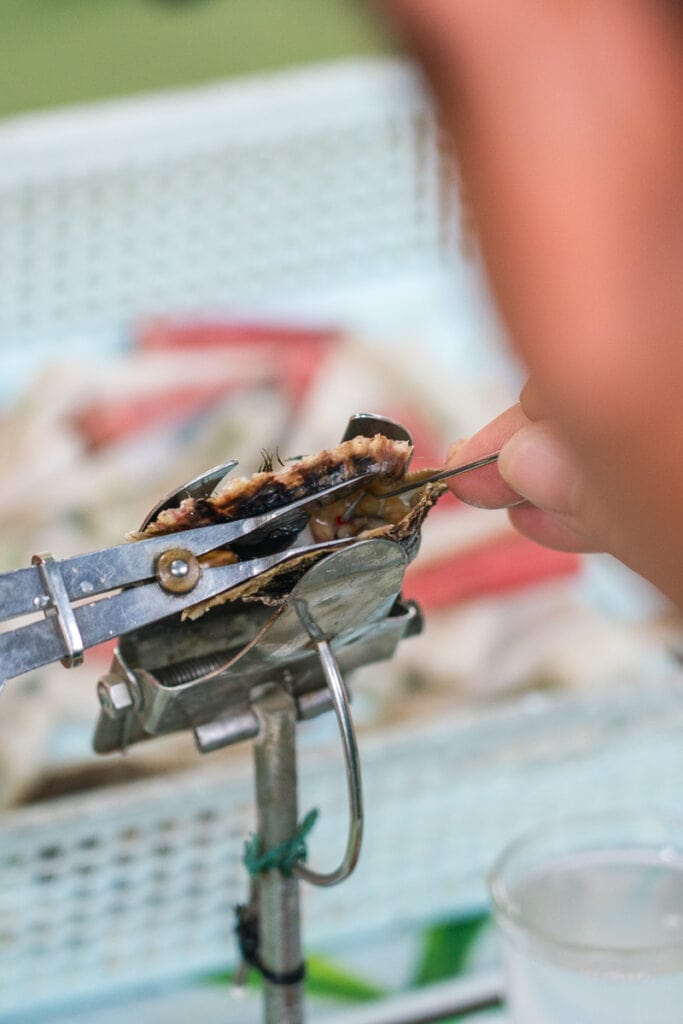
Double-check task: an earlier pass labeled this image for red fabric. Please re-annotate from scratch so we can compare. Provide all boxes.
[404,531,581,610]
[86,638,118,665]
[138,320,338,351]
[72,321,339,450]
[137,319,338,404]
[71,383,235,451]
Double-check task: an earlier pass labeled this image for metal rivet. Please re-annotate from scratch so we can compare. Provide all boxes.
[156,548,201,594]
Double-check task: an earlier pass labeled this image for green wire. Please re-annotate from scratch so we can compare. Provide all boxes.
[243,808,319,877]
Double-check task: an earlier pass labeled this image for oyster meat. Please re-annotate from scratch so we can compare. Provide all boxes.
[132,434,445,616]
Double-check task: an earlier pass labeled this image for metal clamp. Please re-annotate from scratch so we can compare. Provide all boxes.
[31,553,84,669]
[293,635,364,888]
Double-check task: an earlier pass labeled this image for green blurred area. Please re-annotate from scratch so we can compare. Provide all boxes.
[0,0,396,119]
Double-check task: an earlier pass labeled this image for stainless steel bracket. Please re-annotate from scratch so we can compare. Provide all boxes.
[31,552,84,669]
[93,539,420,755]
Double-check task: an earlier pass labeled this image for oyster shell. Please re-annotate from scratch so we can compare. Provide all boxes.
[132,434,411,541]
[131,434,445,617]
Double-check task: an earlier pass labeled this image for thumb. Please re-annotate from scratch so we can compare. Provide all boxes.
[498,423,579,514]
[498,422,612,552]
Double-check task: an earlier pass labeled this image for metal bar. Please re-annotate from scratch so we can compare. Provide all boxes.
[322,971,505,1024]
[252,685,305,1024]
[0,564,46,621]
[0,537,352,688]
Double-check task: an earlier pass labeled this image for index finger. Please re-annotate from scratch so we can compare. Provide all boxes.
[446,404,530,508]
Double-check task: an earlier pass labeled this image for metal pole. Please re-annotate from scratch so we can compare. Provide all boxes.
[252,683,305,1024]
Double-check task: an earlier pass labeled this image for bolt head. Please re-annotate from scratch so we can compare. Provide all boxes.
[98,678,133,718]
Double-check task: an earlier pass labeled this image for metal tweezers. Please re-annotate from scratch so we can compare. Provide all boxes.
[0,471,381,692]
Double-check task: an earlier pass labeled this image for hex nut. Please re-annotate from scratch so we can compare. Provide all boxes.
[97,678,134,718]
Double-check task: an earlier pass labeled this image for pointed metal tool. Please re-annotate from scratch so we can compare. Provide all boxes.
[380,451,500,497]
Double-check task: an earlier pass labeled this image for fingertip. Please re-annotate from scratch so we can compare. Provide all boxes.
[444,404,532,509]
[445,442,523,509]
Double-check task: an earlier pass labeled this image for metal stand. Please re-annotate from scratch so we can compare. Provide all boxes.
[252,684,305,1024]
[87,415,430,1023]
[247,629,367,1023]
[94,538,422,1024]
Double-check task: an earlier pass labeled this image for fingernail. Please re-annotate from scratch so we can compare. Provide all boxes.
[445,439,467,465]
[498,426,578,513]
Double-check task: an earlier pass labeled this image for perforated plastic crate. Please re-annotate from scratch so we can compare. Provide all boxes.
[1,675,682,1018]
[0,58,466,404]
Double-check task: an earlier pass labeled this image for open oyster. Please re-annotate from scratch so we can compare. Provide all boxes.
[132,434,445,616]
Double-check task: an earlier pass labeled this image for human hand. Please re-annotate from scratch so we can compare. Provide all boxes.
[379,0,683,605]
[446,385,615,556]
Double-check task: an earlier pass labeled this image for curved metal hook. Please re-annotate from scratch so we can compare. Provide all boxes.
[294,639,364,888]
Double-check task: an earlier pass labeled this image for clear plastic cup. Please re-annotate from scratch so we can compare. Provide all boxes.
[489,813,683,1024]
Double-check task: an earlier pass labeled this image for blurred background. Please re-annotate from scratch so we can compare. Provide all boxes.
[1,3,682,1022]
[0,0,394,118]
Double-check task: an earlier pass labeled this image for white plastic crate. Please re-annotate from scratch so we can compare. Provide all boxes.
[1,675,682,1018]
[0,58,465,404]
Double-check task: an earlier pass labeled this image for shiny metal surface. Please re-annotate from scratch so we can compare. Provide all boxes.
[30,553,84,669]
[1,536,355,689]
[294,638,363,887]
[0,469,380,627]
[0,416,430,1024]
[155,548,201,594]
[341,411,413,446]
[138,460,239,531]
[252,685,305,1024]
[92,539,413,754]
